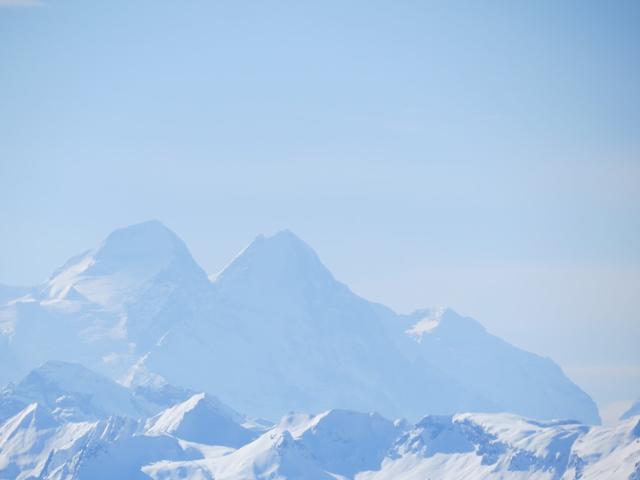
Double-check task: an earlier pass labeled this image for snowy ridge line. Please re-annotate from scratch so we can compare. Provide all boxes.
[0,362,638,480]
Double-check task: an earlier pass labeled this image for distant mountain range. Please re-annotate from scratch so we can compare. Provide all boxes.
[0,220,599,424]
[1,362,638,480]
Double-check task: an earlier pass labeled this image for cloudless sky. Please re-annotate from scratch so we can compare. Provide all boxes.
[1,0,639,415]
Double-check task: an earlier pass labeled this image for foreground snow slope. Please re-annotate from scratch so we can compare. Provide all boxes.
[145,412,640,480]
[0,405,193,480]
[0,221,600,423]
[1,364,637,480]
[357,413,640,480]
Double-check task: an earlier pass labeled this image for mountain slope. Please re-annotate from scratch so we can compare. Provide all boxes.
[0,402,91,480]
[0,361,202,429]
[144,408,404,480]
[0,221,212,383]
[621,398,640,420]
[39,220,209,309]
[0,404,192,480]
[398,307,599,423]
[358,413,640,480]
[0,361,154,423]
[144,393,255,447]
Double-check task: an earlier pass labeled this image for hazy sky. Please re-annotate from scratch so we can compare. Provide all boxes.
[1,0,639,413]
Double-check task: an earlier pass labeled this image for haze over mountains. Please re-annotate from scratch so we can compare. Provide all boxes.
[0,220,599,425]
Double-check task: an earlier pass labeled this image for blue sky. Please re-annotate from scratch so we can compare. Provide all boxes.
[1,0,639,414]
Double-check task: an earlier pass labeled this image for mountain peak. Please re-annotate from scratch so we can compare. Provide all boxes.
[93,220,187,266]
[248,229,319,258]
[264,228,305,243]
[0,361,151,423]
[145,392,253,447]
[25,360,96,383]
[42,220,208,307]
[214,230,343,305]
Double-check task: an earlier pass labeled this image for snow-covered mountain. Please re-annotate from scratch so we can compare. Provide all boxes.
[4,405,638,480]
[0,359,207,428]
[357,413,640,480]
[395,307,599,423]
[39,221,209,308]
[144,393,256,447]
[0,363,260,480]
[0,221,600,424]
[146,412,640,480]
[0,404,193,480]
[0,361,153,423]
[0,363,637,480]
